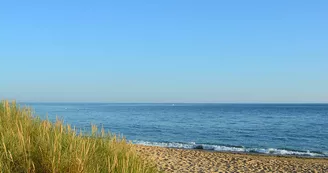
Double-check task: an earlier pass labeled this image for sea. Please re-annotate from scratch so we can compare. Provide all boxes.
[21,103,328,157]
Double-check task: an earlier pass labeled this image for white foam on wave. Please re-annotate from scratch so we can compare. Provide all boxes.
[133,140,194,149]
[132,140,328,157]
[254,148,324,157]
[212,145,245,152]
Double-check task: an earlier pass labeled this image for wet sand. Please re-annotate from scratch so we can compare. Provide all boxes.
[135,145,328,173]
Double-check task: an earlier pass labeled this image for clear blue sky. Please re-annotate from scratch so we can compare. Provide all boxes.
[1,0,327,103]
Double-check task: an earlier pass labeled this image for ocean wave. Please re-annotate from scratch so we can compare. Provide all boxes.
[132,140,328,157]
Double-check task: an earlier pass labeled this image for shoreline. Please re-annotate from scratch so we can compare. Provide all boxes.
[135,144,328,160]
[132,142,328,159]
[186,148,328,160]
[135,144,328,172]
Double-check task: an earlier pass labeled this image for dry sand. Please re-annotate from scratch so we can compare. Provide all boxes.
[135,145,328,173]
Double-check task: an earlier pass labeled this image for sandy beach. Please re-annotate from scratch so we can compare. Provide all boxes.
[136,145,328,173]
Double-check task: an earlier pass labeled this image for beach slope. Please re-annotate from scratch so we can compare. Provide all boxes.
[136,145,328,173]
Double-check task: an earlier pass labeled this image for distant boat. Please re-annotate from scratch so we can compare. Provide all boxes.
[172,104,175,106]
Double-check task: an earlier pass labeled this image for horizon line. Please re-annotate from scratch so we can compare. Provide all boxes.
[12,101,328,104]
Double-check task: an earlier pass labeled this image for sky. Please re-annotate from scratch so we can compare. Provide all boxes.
[1,0,327,103]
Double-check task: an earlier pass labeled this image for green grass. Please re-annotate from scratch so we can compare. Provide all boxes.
[0,100,158,173]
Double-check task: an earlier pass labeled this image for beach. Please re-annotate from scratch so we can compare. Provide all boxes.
[136,145,328,173]
[24,103,328,172]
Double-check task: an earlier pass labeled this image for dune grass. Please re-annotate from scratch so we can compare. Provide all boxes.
[0,100,158,173]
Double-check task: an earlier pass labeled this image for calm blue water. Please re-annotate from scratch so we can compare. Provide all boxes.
[22,103,328,157]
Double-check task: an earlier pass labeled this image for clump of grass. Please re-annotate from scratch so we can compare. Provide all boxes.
[0,100,158,173]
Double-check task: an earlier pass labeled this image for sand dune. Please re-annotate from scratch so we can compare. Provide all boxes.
[136,145,328,173]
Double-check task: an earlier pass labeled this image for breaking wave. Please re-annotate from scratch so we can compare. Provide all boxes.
[133,140,328,157]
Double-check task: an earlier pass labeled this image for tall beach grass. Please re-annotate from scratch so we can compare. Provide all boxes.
[0,100,158,173]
